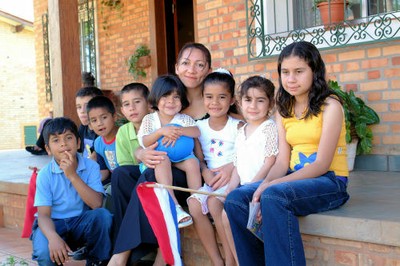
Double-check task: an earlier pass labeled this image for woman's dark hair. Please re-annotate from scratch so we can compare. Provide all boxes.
[148,75,189,111]
[176,42,212,68]
[239,76,275,115]
[86,95,116,115]
[43,117,79,145]
[276,41,336,119]
[119,82,150,102]
[203,70,239,114]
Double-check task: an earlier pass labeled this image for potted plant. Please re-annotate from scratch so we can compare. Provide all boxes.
[128,45,151,79]
[315,0,348,25]
[329,80,380,169]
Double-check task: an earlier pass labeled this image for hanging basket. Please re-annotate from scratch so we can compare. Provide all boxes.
[137,55,151,68]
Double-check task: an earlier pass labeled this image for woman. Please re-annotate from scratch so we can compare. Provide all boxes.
[224,41,350,265]
[109,42,212,266]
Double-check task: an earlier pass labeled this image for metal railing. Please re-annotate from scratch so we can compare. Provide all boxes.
[247,0,400,59]
[42,13,52,102]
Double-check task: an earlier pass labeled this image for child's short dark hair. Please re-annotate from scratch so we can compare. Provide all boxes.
[86,96,116,115]
[43,117,79,145]
[120,82,150,102]
[148,75,189,111]
[75,86,103,98]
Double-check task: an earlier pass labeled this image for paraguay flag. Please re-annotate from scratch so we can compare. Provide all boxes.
[137,182,182,266]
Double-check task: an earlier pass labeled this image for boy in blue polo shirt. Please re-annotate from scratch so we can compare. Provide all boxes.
[31,117,112,266]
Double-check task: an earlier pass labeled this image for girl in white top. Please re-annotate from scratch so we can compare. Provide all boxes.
[224,76,279,264]
[137,74,202,228]
[188,69,243,266]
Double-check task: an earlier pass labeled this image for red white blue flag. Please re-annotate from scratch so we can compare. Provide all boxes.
[137,182,182,266]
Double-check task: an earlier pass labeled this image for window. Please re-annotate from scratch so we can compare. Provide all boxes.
[78,0,98,84]
[247,0,400,58]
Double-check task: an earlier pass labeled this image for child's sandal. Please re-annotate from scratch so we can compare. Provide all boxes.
[176,205,193,228]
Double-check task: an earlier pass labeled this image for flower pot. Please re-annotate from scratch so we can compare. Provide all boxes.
[346,138,358,171]
[137,55,151,68]
[318,1,348,25]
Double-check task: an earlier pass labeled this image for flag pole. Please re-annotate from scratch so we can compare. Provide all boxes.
[145,183,227,198]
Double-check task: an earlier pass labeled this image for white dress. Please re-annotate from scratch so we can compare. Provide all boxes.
[234,118,279,185]
[190,116,242,214]
[196,116,241,169]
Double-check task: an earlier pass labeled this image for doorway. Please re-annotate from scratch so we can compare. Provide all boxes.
[154,0,194,75]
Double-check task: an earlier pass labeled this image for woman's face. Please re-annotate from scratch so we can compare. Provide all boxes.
[175,48,211,91]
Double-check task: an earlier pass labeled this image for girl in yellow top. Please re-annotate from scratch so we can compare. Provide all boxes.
[224,41,350,265]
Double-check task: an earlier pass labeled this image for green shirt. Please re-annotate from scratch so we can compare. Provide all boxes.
[116,122,140,166]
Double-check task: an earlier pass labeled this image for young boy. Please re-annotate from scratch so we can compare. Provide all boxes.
[76,86,103,158]
[109,83,156,265]
[116,82,150,166]
[87,95,119,185]
[31,117,112,266]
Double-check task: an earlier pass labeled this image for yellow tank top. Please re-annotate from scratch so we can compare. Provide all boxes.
[282,108,349,177]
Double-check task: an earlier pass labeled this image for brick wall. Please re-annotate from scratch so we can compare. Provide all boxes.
[0,20,39,150]
[0,182,28,229]
[180,225,400,265]
[31,0,399,155]
[195,0,400,155]
[96,0,153,91]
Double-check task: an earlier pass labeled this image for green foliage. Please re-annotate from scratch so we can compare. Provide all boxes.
[100,0,124,31]
[329,80,380,155]
[1,256,28,266]
[128,45,151,79]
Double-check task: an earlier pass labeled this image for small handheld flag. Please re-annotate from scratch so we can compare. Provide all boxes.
[137,182,182,266]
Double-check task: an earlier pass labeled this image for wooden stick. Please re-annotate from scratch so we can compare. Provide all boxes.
[145,183,227,198]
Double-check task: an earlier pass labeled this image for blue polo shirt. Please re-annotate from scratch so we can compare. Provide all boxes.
[34,153,104,219]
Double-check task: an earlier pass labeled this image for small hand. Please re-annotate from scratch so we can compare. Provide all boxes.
[48,236,72,265]
[59,151,77,178]
[208,164,233,190]
[252,178,281,203]
[161,136,176,148]
[161,126,183,141]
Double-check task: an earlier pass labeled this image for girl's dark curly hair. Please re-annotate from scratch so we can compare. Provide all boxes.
[276,41,337,119]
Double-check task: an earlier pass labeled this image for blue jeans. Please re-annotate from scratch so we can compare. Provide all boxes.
[224,172,349,266]
[31,208,113,266]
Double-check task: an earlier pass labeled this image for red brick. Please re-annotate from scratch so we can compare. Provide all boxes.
[392,124,400,133]
[360,81,388,92]
[367,92,382,101]
[368,70,381,79]
[334,250,358,265]
[392,56,400,65]
[361,58,389,69]
[384,68,400,78]
[339,50,365,61]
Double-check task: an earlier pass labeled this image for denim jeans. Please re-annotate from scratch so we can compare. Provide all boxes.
[31,208,113,266]
[224,172,349,266]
